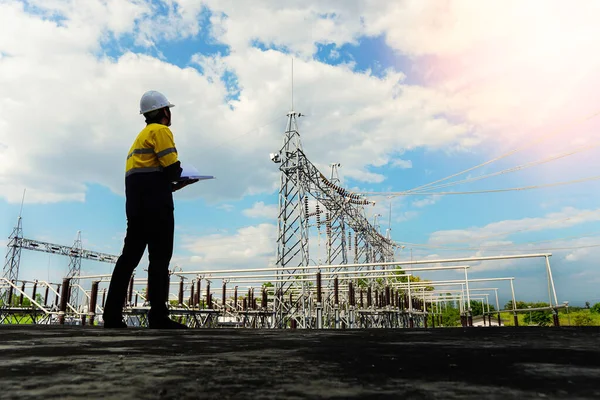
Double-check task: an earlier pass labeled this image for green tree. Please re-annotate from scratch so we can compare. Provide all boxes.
[524,310,552,326]
[469,300,495,316]
[439,302,462,326]
[394,272,434,291]
[504,300,528,310]
[590,303,600,314]
[522,302,552,326]
[353,267,433,290]
[585,301,590,309]
[0,292,43,307]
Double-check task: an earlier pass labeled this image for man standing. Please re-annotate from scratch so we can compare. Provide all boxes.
[103,90,197,329]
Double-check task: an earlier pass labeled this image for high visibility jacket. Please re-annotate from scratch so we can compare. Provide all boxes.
[124,123,182,218]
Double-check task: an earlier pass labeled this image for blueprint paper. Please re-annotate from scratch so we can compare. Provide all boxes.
[179,163,215,181]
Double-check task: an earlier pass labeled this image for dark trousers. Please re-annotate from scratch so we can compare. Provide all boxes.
[103,213,174,322]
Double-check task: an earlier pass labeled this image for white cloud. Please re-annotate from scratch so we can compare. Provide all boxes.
[217,204,235,212]
[563,238,599,262]
[242,201,278,220]
[398,208,600,280]
[180,223,276,268]
[411,195,439,208]
[2,1,600,208]
[428,207,600,246]
[135,0,205,47]
[396,210,419,223]
[204,1,366,58]
[0,3,481,205]
[390,159,412,169]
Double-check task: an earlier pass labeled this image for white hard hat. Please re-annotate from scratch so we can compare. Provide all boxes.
[139,90,175,114]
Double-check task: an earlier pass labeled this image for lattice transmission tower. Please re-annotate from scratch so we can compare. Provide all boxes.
[2,216,23,304]
[272,109,397,329]
[2,214,118,309]
[66,231,83,307]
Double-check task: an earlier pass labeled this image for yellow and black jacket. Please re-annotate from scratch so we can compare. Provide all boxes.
[124,123,182,218]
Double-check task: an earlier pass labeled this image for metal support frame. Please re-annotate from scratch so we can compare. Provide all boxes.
[272,110,395,329]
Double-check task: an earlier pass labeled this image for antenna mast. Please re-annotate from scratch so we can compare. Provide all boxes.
[19,188,26,218]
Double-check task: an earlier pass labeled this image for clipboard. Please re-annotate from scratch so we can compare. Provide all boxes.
[178,163,215,182]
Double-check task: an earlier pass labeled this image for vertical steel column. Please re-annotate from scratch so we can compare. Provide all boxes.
[261,289,267,309]
[178,278,184,306]
[316,271,323,329]
[385,286,390,307]
[408,277,413,328]
[43,285,49,307]
[510,279,518,327]
[360,289,364,309]
[19,281,25,306]
[6,280,14,307]
[348,281,355,329]
[495,289,501,327]
[206,282,211,309]
[464,267,472,327]
[234,286,238,311]
[334,277,340,329]
[89,281,99,325]
[58,278,70,325]
[196,279,201,307]
[190,281,195,308]
[31,281,37,307]
[54,284,60,307]
[545,256,559,307]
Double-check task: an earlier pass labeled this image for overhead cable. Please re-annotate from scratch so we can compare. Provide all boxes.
[361,174,600,197]
[408,140,600,193]
[403,109,600,193]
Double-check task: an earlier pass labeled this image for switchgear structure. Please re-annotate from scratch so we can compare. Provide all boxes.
[272,110,396,328]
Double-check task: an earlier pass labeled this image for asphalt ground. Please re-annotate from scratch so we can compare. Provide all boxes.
[1,326,599,399]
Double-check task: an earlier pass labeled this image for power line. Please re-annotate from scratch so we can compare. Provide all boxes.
[361,174,600,197]
[404,109,600,193]
[395,209,600,248]
[398,233,600,252]
[414,243,600,253]
[408,140,600,193]
[406,233,600,251]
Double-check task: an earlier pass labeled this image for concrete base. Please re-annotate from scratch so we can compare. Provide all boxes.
[1,326,599,399]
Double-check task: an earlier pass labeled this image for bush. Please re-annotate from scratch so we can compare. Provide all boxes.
[573,313,594,326]
[524,310,552,326]
[590,303,600,314]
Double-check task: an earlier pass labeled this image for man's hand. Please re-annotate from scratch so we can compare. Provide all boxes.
[172,179,199,192]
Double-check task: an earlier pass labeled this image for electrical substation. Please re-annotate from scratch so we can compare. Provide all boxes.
[1,110,566,330]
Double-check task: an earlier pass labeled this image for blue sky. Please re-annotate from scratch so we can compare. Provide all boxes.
[2,1,600,308]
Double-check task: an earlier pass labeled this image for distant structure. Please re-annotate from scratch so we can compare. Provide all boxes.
[271,110,396,328]
[2,216,24,285]
[1,216,118,307]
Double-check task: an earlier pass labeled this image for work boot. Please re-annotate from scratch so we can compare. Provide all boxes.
[148,317,188,329]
